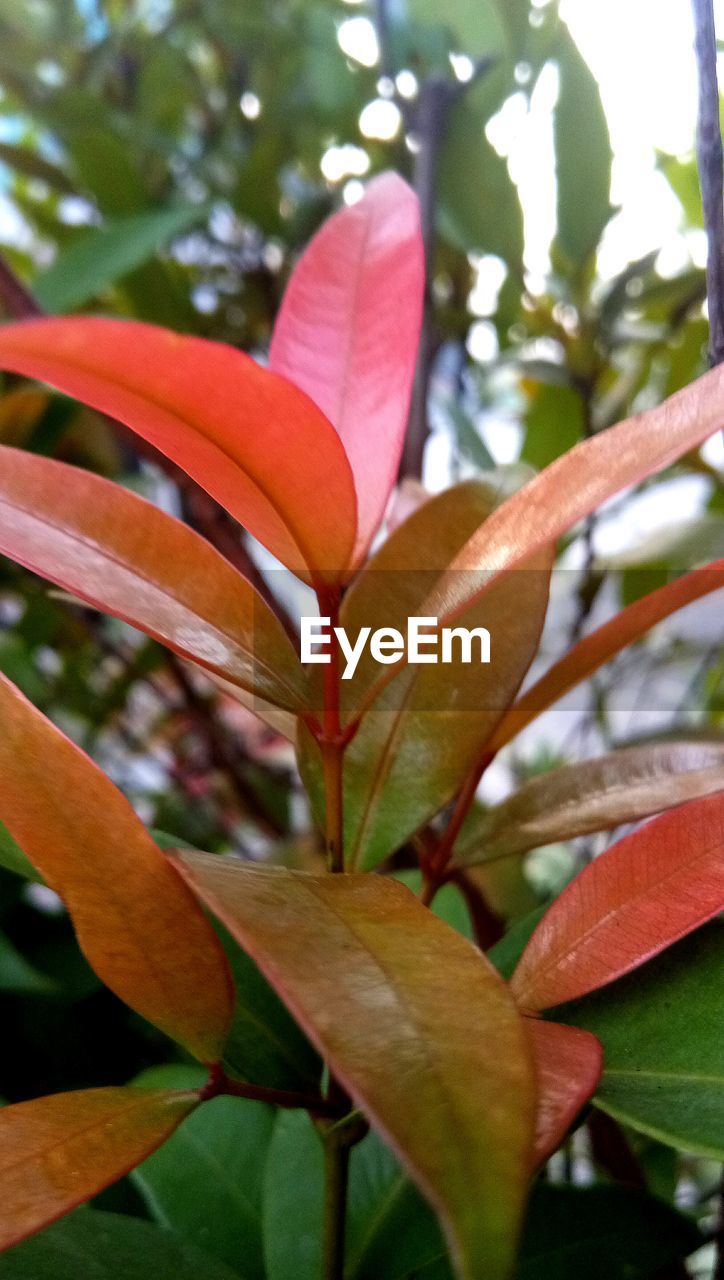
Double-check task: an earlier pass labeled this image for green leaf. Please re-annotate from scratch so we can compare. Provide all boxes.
[0,1209,245,1280]
[34,207,204,313]
[521,384,583,470]
[0,819,39,881]
[262,1110,324,1280]
[516,1184,702,1279]
[263,1113,448,1280]
[218,921,322,1092]
[346,1131,447,1280]
[132,1065,272,1280]
[178,856,536,1280]
[404,0,508,56]
[438,101,523,267]
[554,25,613,266]
[560,923,724,1157]
[0,930,55,994]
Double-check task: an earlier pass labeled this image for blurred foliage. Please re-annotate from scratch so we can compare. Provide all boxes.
[0,0,721,1275]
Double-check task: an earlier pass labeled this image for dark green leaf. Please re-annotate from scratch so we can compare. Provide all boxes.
[0,1209,245,1280]
[517,1184,702,1279]
[132,1065,272,1280]
[560,923,724,1157]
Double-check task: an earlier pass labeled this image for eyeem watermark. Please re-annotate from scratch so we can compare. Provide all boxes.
[301,616,491,680]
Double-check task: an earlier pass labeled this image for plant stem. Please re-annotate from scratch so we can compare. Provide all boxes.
[691,0,724,366]
[322,1127,352,1280]
[316,586,346,872]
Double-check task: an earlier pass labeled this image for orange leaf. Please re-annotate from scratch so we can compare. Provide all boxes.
[527,1019,603,1166]
[0,317,357,582]
[0,1087,197,1252]
[510,791,724,1011]
[492,559,724,748]
[270,173,424,561]
[425,368,724,624]
[0,674,234,1061]
[0,445,308,712]
[176,855,535,1280]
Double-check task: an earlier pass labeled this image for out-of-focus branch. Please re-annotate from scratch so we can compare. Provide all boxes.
[395,56,497,479]
[0,256,43,319]
[692,0,724,366]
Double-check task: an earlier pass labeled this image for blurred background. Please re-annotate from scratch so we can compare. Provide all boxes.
[0,0,722,1270]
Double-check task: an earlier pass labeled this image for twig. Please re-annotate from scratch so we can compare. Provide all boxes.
[692,0,724,366]
[165,653,287,837]
[0,256,42,320]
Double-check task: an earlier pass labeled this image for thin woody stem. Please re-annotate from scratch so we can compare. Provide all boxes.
[691,0,724,367]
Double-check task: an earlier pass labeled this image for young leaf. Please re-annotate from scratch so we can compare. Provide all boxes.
[269,173,424,561]
[0,1088,197,1252]
[0,674,234,1061]
[299,481,552,868]
[526,1020,603,1166]
[0,1209,245,1280]
[0,445,308,712]
[560,923,724,1158]
[493,560,724,747]
[510,791,724,1011]
[176,856,536,1280]
[456,739,724,867]
[133,1065,273,1279]
[0,317,357,582]
[421,368,724,633]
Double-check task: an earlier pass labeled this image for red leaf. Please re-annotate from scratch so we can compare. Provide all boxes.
[0,317,357,582]
[493,560,724,748]
[0,1087,197,1251]
[511,791,724,1011]
[270,173,424,560]
[0,445,308,711]
[527,1019,603,1166]
[0,674,234,1061]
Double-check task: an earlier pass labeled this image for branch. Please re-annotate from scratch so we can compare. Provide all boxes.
[0,256,43,320]
[692,0,724,366]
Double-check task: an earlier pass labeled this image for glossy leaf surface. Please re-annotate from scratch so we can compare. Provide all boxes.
[178,855,535,1280]
[133,1065,272,1279]
[300,481,551,868]
[561,923,724,1157]
[511,791,724,1010]
[0,446,308,711]
[526,1020,603,1166]
[0,317,357,581]
[423,368,724,629]
[456,739,724,866]
[0,1209,244,1280]
[0,1088,196,1251]
[494,560,724,747]
[262,1111,324,1280]
[0,674,234,1061]
[270,173,424,560]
